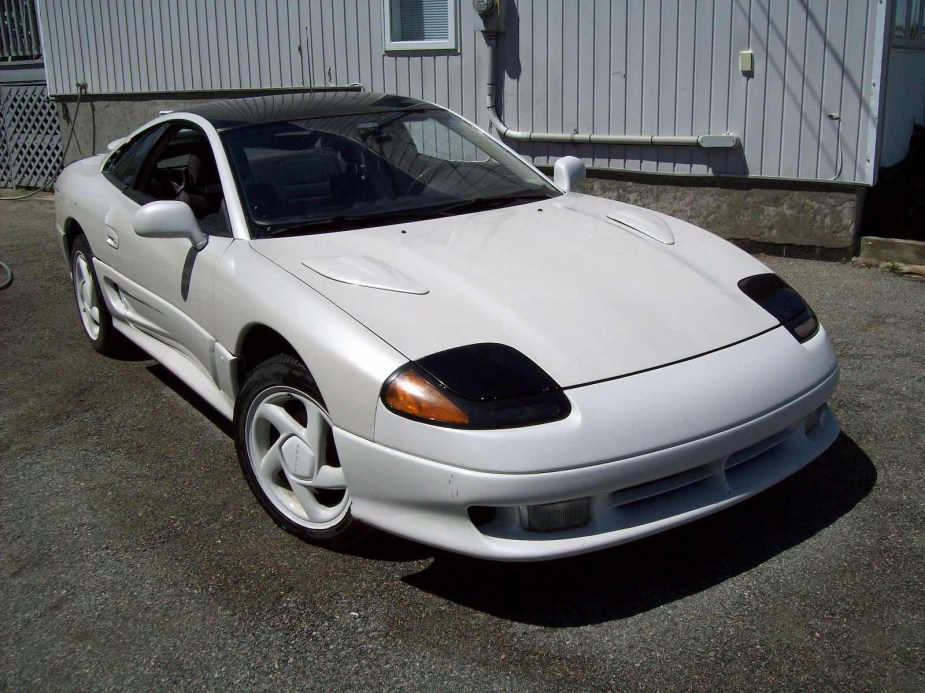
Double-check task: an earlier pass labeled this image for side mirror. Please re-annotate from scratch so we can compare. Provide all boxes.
[133,201,208,250]
[553,156,586,192]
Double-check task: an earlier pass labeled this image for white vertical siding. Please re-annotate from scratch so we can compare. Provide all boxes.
[37,0,883,184]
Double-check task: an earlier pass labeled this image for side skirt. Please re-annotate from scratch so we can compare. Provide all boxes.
[112,318,235,421]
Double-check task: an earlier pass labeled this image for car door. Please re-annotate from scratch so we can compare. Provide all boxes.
[90,123,168,271]
[94,121,234,383]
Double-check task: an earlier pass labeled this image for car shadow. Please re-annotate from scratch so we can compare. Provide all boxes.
[337,530,435,562]
[401,432,875,626]
[110,340,150,362]
[143,364,877,617]
[146,363,234,438]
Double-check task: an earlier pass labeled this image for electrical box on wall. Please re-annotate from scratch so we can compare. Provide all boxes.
[739,50,755,77]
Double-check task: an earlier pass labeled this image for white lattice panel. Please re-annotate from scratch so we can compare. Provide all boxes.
[0,84,63,188]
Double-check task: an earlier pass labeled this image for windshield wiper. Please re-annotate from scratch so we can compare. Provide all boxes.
[265,207,450,237]
[263,193,555,238]
[435,193,554,216]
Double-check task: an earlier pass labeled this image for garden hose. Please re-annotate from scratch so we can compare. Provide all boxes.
[0,261,12,290]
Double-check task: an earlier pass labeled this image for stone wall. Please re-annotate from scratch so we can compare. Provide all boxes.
[577,172,861,253]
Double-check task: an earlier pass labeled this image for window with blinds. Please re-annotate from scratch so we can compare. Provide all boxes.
[894,0,925,47]
[384,0,457,52]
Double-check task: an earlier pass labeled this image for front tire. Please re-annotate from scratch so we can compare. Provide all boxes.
[234,355,368,547]
[70,235,124,355]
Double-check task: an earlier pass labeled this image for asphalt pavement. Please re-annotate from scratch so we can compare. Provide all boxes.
[1,199,923,691]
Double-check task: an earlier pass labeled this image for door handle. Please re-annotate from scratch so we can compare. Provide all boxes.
[105,227,119,249]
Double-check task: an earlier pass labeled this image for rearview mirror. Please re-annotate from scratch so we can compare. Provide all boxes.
[133,201,208,250]
[553,156,586,192]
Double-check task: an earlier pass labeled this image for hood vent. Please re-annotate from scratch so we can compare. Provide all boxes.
[607,208,676,245]
[302,256,428,295]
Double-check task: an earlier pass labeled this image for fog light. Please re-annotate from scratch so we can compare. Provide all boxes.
[522,498,591,532]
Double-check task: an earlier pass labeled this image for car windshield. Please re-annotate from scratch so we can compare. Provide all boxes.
[220,107,560,238]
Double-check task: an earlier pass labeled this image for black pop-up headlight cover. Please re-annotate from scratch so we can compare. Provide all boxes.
[382,343,571,429]
[738,273,819,343]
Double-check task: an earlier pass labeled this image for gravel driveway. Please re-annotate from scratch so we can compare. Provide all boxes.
[1,199,922,691]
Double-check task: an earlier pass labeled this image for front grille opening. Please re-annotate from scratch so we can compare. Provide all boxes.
[611,461,718,508]
[804,413,817,434]
[467,506,497,528]
[803,405,827,437]
[616,475,722,519]
[725,428,793,471]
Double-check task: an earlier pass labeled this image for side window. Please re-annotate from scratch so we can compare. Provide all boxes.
[103,125,168,190]
[137,125,230,237]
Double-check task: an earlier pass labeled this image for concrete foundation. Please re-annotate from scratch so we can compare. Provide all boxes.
[859,236,925,265]
[577,172,861,254]
[56,94,862,253]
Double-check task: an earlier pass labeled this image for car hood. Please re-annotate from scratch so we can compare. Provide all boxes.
[250,193,778,388]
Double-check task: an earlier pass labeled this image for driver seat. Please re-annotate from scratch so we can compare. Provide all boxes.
[180,152,223,219]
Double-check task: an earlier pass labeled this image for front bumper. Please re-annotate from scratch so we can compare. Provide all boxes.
[336,325,840,560]
[337,391,837,561]
[335,348,840,560]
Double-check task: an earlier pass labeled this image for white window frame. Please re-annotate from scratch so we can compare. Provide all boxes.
[383,0,458,53]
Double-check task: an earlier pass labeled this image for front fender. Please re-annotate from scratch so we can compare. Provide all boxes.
[213,240,408,439]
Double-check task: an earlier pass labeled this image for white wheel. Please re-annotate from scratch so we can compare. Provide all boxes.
[245,385,350,530]
[73,250,101,340]
[234,355,369,546]
[69,235,124,355]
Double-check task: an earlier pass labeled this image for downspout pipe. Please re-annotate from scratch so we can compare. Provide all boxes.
[483,34,738,149]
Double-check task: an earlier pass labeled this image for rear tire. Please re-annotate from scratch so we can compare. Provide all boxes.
[70,235,125,356]
[234,355,369,548]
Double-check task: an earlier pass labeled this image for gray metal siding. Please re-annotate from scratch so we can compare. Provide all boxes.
[1,0,42,60]
[37,0,883,184]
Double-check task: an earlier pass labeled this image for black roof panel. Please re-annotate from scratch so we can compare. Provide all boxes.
[184,91,432,130]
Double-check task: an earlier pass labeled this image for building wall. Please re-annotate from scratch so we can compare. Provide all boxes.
[880,48,925,167]
[38,0,884,185]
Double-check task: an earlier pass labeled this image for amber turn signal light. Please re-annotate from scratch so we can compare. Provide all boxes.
[383,369,470,425]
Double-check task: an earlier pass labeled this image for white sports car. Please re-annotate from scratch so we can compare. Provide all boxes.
[54,92,840,561]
